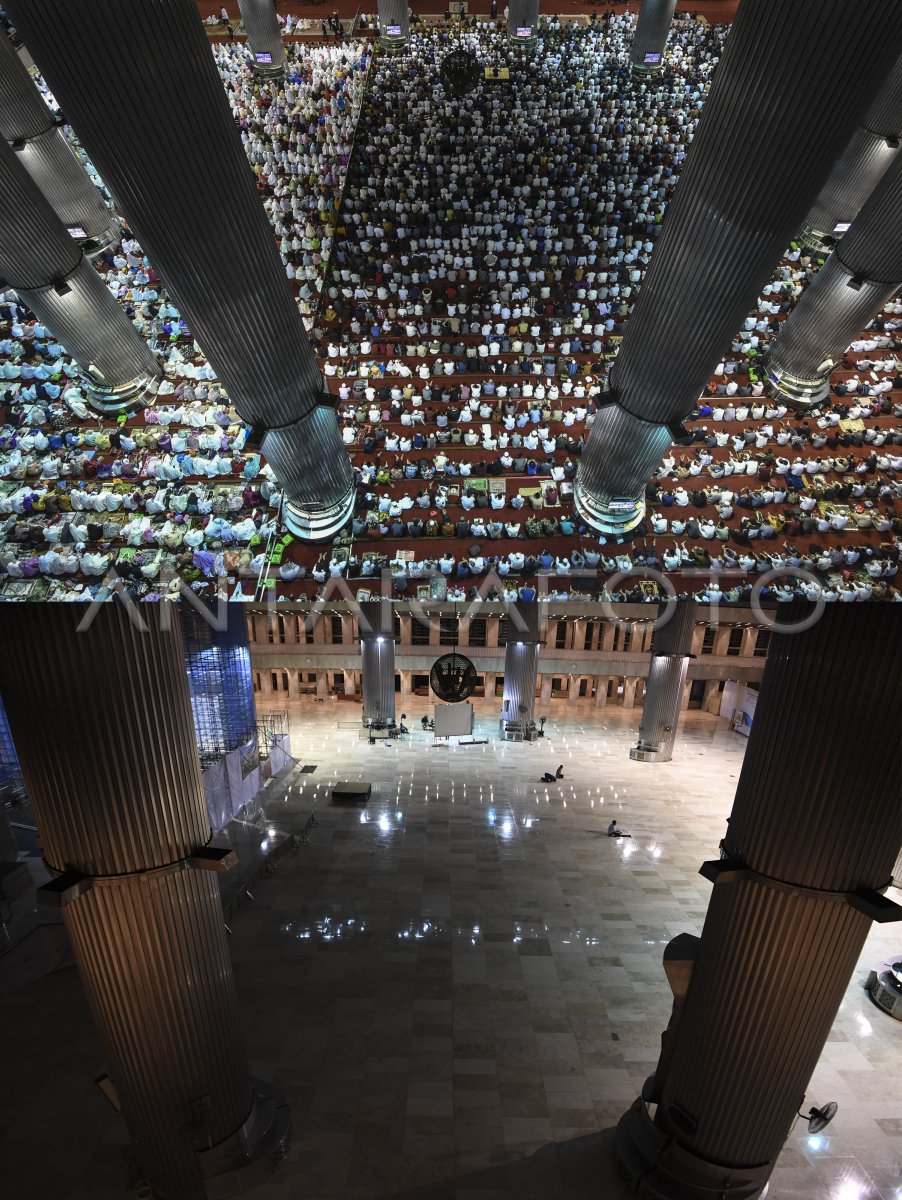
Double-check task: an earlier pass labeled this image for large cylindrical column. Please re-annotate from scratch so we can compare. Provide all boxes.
[237,0,285,76]
[615,606,902,1199]
[9,0,354,541]
[767,150,902,407]
[0,606,289,1200]
[630,0,677,73]
[181,604,257,761]
[359,601,396,726]
[377,0,409,44]
[500,602,541,732]
[0,31,116,252]
[508,0,540,45]
[573,0,902,535]
[630,602,696,763]
[801,50,902,252]
[0,135,161,412]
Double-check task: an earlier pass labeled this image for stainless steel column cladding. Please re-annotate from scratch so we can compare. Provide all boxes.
[359,600,397,725]
[630,0,677,72]
[377,0,410,42]
[501,601,542,730]
[0,31,116,250]
[630,601,696,763]
[237,0,286,75]
[615,605,902,1199]
[801,49,902,251]
[0,135,161,412]
[574,0,902,534]
[507,0,541,43]
[8,0,354,540]
[768,150,902,406]
[0,605,290,1199]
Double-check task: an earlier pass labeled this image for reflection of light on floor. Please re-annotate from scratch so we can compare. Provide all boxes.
[854,1012,872,1038]
[833,1181,868,1200]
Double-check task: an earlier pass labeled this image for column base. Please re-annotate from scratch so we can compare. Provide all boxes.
[81,223,120,259]
[764,363,829,409]
[629,743,672,763]
[251,64,285,81]
[199,1076,290,1199]
[573,478,645,536]
[615,1098,770,1199]
[283,482,355,542]
[500,721,540,741]
[865,959,902,1019]
[85,370,160,415]
[630,62,664,76]
[797,225,835,256]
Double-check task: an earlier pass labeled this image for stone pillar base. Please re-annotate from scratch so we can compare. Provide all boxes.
[251,63,285,80]
[86,370,159,414]
[200,1076,291,1199]
[614,1098,769,1200]
[631,61,664,76]
[284,484,355,542]
[573,478,645,536]
[81,222,120,259]
[629,744,672,763]
[797,224,835,255]
[764,363,829,409]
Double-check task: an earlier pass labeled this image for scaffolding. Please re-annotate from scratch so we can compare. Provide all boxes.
[181,604,257,767]
[0,695,26,811]
[256,711,290,762]
[0,697,18,784]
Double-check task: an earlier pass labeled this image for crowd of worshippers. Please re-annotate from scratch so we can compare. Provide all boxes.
[0,44,365,602]
[213,40,370,317]
[328,16,724,313]
[313,269,902,604]
[302,17,901,605]
[204,8,318,36]
[0,19,900,605]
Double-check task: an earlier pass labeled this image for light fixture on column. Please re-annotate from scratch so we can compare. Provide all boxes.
[11,137,26,152]
[52,277,72,296]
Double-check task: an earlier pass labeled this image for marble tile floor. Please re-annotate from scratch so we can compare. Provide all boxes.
[0,699,899,1200]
